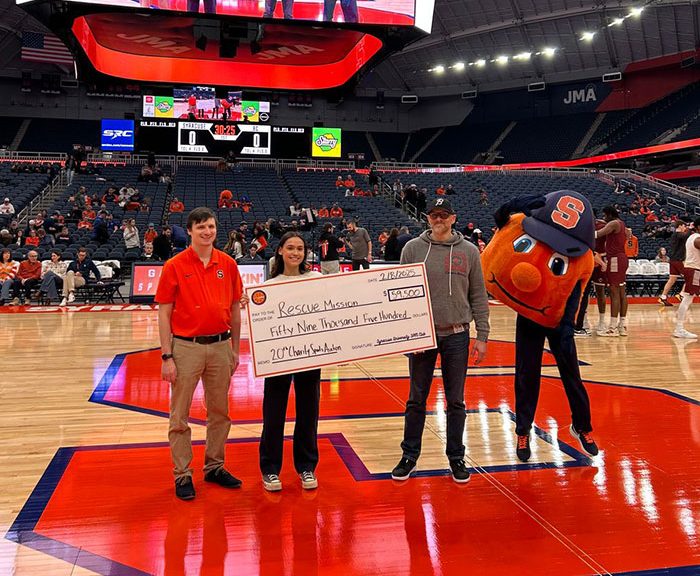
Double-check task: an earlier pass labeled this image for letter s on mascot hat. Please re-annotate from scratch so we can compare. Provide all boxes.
[481,190,595,328]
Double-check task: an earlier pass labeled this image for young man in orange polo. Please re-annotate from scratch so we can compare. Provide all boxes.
[156,207,243,500]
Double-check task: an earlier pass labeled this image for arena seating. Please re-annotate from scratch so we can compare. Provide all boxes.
[419,120,510,164]
[0,162,54,226]
[497,114,596,162]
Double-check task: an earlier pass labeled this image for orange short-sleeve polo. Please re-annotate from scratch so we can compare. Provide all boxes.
[155,247,243,337]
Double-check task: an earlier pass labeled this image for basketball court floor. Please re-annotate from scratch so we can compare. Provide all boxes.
[0,303,698,575]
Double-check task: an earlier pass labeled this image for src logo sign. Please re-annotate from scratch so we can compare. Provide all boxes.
[102,129,134,140]
[101,120,135,151]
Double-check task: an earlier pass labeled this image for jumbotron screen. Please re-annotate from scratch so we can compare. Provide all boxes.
[20,0,434,30]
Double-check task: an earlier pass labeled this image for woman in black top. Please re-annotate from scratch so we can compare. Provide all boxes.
[383,227,401,261]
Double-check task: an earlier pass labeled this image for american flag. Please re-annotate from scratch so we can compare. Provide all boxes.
[21,31,74,66]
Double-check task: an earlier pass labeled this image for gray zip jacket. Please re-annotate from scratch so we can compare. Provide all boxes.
[401,230,490,342]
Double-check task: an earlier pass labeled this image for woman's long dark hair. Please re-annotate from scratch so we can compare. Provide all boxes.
[270,231,309,278]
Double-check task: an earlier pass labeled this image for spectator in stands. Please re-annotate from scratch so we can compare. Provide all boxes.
[290,203,303,217]
[396,226,412,252]
[44,212,60,238]
[318,223,344,274]
[436,185,446,196]
[33,213,45,230]
[40,249,68,304]
[317,205,329,218]
[24,229,40,248]
[82,206,96,221]
[335,176,345,188]
[655,247,670,264]
[37,228,53,249]
[218,189,234,209]
[139,165,153,182]
[237,221,249,241]
[463,222,475,242]
[473,229,486,253]
[0,229,12,247]
[329,204,343,218]
[10,250,41,305]
[224,231,245,260]
[0,198,14,216]
[56,227,71,245]
[416,188,427,216]
[77,218,93,231]
[92,211,110,245]
[378,229,389,249]
[240,245,263,262]
[169,197,185,213]
[153,226,174,261]
[446,184,455,196]
[343,174,356,190]
[645,211,659,223]
[479,190,489,206]
[384,228,401,261]
[659,220,690,307]
[252,223,269,258]
[171,224,188,253]
[142,243,158,260]
[123,218,140,251]
[344,220,372,270]
[144,223,157,244]
[624,228,639,258]
[61,247,101,306]
[8,220,21,245]
[0,248,18,304]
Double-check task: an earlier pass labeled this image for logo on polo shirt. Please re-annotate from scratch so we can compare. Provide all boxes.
[251,290,266,305]
[217,269,224,279]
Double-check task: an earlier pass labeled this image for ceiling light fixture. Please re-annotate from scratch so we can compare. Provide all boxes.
[496,55,509,65]
[453,62,465,70]
[542,47,556,57]
[475,59,486,67]
[580,31,596,41]
[514,51,531,60]
[608,17,625,26]
[434,65,445,73]
[629,6,644,16]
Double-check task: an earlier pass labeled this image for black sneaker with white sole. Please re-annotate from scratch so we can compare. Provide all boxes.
[391,457,416,480]
[175,476,195,500]
[449,459,471,483]
[570,424,599,456]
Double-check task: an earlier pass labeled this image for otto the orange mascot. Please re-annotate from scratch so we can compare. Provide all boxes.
[481,190,600,462]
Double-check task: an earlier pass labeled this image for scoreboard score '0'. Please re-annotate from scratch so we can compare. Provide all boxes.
[178,122,271,155]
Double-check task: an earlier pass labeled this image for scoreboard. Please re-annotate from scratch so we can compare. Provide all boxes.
[178,122,271,155]
[139,120,325,158]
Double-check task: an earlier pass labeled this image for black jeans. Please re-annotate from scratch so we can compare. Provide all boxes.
[514,314,592,436]
[259,369,321,475]
[401,330,469,462]
[574,280,592,330]
[11,278,39,300]
[351,259,369,271]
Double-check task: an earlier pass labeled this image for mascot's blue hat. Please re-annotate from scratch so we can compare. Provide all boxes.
[522,190,595,256]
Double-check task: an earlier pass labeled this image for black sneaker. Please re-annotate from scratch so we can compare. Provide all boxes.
[391,457,416,480]
[204,467,243,488]
[516,434,531,462]
[570,425,599,456]
[175,476,195,500]
[449,459,471,483]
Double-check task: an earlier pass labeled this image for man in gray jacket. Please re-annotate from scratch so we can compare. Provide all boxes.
[392,198,490,483]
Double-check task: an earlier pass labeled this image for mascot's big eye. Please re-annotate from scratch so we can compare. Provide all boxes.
[513,234,537,253]
[548,253,569,276]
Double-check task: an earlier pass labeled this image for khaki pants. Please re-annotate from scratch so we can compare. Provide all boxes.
[169,338,234,480]
[320,260,340,275]
[63,271,86,296]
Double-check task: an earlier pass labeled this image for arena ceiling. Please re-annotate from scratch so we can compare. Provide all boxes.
[0,0,698,97]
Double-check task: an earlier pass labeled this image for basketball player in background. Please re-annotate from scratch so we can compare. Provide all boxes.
[595,206,628,337]
[673,218,700,339]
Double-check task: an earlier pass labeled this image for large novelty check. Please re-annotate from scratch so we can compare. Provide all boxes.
[245,264,436,377]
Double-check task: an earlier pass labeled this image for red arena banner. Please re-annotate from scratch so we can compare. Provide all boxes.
[71,14,384,89]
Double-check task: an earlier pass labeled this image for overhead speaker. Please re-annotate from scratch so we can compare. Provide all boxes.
[527,82,545,92]
[400,94,418,104]
[602,72,622,82]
